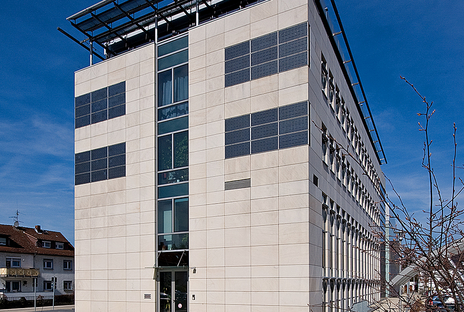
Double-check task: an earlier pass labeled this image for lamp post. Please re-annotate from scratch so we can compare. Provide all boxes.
[394,230,405,312]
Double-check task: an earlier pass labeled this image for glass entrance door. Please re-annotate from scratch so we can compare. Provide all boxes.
[159,270,188,312]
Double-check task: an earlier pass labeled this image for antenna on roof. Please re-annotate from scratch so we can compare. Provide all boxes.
[10,210,21,228]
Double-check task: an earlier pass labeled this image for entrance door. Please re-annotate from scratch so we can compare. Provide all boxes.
[159,271,188,312]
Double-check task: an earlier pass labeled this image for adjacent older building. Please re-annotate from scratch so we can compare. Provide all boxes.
[0,224,74,300]
[64,0,387,311]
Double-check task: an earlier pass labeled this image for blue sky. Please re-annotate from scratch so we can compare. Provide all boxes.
[336,1,464,224]
[1,1,463,244]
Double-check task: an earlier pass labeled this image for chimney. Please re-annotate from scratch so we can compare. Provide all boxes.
[35,225,42,234]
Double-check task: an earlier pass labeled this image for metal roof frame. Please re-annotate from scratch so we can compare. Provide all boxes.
[64,0,264,61]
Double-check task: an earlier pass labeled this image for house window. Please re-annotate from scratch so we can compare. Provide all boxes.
[44,281,52,291]
[44,277,57,291]
[0,237,6,246]
[55,242,64,249]
[6,257,21,268]
[6,281,21,292]
[42,241,51,248]
[64,260,72,271]
[43,259,53,270]
[63,281,73,291]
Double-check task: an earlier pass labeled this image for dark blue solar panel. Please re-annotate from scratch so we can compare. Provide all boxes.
[225,142,250,159]
[279,116,308,135]
[279,23,307,44]
[108,81,125,97]
[225,115,250,132]
[251,46,278,66]
[92,88,107,101]
[75,116,90,128]
[279,130,308,149]
[91,169,108,182]
[92,147,107,160]
[92,111,107,124]
[279,52,308,72]
[109,143,126,156]
[251,108,277,126]
[109,105,125,119]
[76,0,148,32]
[225,69,250,87]
[251,122,278,140]
[225,55,250,74]
[109,166,125,179]
[225,128,250,145]
[75,151,90,164]
[92,99,107,113]
[279,37,307,58]
[225,41,250,61]
[279,102,308,120]
[75,162,90,175]
[251,61,278,80]
[109,93,125,107]
[92,158,107,171]
[251,136,278,154]
[251,32,277,52]
[75,94,90,108]
[76,104,90,118]
[75,173,90,185]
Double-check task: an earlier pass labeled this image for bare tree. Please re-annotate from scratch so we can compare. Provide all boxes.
[379,77,464,312]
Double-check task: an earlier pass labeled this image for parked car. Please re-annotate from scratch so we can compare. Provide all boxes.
[427,295,455,311]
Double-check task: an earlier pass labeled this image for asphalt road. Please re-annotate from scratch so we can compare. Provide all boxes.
[2,305,74,312]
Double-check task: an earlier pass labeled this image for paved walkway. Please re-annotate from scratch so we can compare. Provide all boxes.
[2,305,74,312]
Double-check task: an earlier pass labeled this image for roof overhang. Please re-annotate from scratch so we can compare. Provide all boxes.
[65,0,265,57]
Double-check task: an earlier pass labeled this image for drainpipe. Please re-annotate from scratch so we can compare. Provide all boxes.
[33,253,37,311]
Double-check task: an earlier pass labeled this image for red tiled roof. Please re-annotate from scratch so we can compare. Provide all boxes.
[0,224,74,257]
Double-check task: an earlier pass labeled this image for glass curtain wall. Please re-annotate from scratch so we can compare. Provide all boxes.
[157,35,189,267]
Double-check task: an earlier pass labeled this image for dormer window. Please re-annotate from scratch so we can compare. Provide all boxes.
[42,241,51,248]
[56,242,64,250]
[0,237,6,246]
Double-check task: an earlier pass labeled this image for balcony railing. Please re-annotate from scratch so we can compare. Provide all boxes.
[0,268,39,277]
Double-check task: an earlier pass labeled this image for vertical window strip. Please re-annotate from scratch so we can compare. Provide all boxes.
[156,35,190,259]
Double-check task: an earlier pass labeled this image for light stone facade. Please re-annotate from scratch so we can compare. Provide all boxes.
[74,45,157,312]
[71,0,385,311]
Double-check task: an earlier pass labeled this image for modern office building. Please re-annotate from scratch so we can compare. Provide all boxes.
[65,0,387,311]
